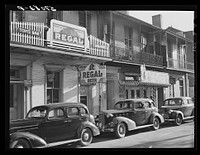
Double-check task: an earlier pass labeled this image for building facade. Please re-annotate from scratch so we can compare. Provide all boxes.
[9,11,194,120]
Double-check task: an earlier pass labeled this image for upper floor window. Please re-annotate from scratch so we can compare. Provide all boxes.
[141,33,147,52]
[124,26,132,49]
[10,11,23,22]
[179,79,184,96]
[79,11,91,35]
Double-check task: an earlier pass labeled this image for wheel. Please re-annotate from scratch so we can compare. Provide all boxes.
[11,139,30,148]
[114,122,126,138]
[152,117,160,130]
[175,114,182,126]
[79,128,93,146]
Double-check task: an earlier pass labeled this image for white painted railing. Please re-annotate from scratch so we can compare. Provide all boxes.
[10,22,45,46]
[89,35,110,57]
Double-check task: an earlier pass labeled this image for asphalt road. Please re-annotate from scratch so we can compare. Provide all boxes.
[55,120,194,148]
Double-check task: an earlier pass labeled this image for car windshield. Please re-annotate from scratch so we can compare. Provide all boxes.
[114,101,132,110]
[26,107,47,119]
[164,99,183,106]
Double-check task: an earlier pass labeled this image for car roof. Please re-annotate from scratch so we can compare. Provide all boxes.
[117,98,153,102]
[164,97,192,100]
[31,102,87,110]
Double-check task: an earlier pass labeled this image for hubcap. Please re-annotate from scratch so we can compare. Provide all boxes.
[119,126,124,134]
[83,132,89,141]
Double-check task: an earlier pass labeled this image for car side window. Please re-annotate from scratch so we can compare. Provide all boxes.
[48,108,65,120]
[79,107,88,116]
[134,102,144,109]
[67,107,79,117]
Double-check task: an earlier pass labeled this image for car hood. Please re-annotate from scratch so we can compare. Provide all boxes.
[101,109,131,114]
[10,118,42,133]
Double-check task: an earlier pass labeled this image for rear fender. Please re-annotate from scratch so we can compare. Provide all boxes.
[113,117,136,131]
[76,121,100,138]
[149,112,165,124]
[10,132,47,148]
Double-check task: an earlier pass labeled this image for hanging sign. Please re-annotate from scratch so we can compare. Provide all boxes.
[80,63,106,84]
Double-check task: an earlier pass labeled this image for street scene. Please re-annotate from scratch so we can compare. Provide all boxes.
[8,6,195,149]
[57,120,194,148]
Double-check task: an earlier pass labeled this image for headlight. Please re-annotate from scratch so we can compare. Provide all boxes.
[168,110,173,114]
[106,113,113,118]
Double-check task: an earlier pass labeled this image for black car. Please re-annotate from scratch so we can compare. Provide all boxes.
[97,98,164,138]
[159,97,194,125]
[10,102,100,148]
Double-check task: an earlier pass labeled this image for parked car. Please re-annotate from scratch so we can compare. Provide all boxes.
[97,98,164,138]
[159,97,194,126]
[10,102,100,148]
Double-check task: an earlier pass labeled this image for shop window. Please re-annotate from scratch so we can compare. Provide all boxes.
[179,79,184,96]
[47,71,60,104]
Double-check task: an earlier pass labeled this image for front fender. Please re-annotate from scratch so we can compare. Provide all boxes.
[10,132,47,148]
[171,110,184,119]
[77,121,100,138]
[113,116,136,131]
[149,112,165,124]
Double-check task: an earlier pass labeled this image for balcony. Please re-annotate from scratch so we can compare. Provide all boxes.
[10,21,110,58]
[110,44,164,67]
[168,58,194,72]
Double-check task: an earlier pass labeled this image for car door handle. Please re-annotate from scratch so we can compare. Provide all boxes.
[64,120,71,123]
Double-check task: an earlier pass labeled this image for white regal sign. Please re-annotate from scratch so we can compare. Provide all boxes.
[81,63,106,84]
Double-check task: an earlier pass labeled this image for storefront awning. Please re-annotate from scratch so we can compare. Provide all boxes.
[140,82,170,87]
[119,80,170,87]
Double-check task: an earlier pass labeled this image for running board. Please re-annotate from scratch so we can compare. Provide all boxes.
[36,138,81,148]
[130,124,153,131]
[183,116,194,120]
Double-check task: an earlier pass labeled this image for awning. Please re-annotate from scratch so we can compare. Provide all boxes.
[119,80,170,87]
[140,82,170,87]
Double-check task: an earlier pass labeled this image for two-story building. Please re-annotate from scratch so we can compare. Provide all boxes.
[9,10,194,120]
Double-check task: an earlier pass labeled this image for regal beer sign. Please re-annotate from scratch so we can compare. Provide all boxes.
[49,19,89,52]
[81,63,106,84]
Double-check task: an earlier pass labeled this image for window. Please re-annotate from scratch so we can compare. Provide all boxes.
[48,108,65,119]
[47,71,60,104]
[79,11,91,35]
[179,79,184,96]
[136,90,140,98]
[124,26,132,49]
[11,11,23,22]
[141,33,147,52]
[10,84,14,108]
[143,89,147,98]
[67,107,79,117]
[79,107,88,115]
[134,102,144,109]
[131,90,134,98]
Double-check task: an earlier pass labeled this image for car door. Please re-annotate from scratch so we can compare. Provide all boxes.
[143,101,153,124]
[131,102,146,126]
[64,106,82,140]
[43,108,68,143]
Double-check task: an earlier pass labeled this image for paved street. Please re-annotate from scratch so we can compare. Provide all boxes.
[56,120,194,148]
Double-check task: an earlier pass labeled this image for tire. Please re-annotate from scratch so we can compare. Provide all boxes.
[11,139,30,148]
[152,117,160,130]
[79,128,93,146]
[175,114,182,126]
[114,122,126,138]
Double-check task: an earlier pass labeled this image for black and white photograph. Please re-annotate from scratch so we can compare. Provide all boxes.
[6,5,196,149]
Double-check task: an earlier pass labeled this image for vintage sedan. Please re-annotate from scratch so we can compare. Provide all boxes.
[97,98,164,138]
[159,97,194,126]
[10,102,100,148]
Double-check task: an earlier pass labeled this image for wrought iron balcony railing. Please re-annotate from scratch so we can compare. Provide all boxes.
[168,58,194,71]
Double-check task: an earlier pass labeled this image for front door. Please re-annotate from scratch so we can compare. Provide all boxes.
[131,102,146,125]
[44,108,68,143]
